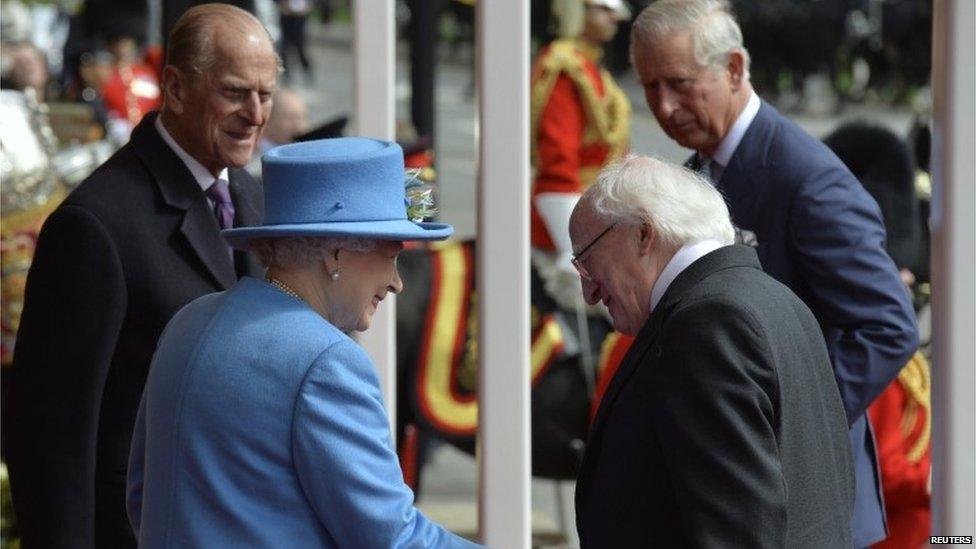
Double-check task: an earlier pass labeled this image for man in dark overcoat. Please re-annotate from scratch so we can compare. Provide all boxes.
[4,4,278,547]
[571,155,855,547]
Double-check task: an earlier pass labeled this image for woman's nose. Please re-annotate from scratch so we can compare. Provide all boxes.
[389,265,404,294]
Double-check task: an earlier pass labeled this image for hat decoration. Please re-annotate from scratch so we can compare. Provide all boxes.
[221,137,453,249]
[404,170,437,222]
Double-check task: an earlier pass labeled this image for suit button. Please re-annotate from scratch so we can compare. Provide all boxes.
[654,346,662,357]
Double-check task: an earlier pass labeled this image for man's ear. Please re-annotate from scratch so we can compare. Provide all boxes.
[726,50,746,90]
[638,223,655,255]
[162,66,187,115]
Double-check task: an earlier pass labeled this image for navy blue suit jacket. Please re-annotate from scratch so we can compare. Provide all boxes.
[711,100,919,546]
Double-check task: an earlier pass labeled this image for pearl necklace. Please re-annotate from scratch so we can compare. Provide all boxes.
[266,275,302,301]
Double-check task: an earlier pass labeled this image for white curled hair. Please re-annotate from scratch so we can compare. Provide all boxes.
[249,236,376,269]
[630,0,750,78]
[582,154,735,248]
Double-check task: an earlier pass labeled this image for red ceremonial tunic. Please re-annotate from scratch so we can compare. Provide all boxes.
[530,39,630,250]
[869,353,931,549]
[101,63,161,125]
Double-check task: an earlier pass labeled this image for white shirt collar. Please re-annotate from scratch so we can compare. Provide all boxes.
[649,240,726,312]
[702,90,761,171]
[154,115,229,192]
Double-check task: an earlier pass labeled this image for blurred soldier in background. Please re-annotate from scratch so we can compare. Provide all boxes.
[277,0,314,84]
[530,0,631,309]
[825,120,932,549]
[99,20,162,142]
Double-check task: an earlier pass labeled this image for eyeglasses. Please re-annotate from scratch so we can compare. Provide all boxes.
[571,222,617,280]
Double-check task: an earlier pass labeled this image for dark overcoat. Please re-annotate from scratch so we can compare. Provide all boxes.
[4,112,264,548]
[576,246,855,548]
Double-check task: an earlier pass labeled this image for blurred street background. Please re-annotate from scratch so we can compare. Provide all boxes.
[291,14,924,242]
[1,1,935,547]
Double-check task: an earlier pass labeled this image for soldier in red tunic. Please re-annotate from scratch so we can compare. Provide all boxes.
[530,0,631,310]
[869,353,932,549]
[100,28,161,141]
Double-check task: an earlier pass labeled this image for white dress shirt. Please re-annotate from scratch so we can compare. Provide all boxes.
[700,90,760,184]
[649,240,726,312]
[154,116,230,203]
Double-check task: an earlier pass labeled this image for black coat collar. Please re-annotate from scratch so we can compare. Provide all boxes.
[129,112,260,289]
[576,245,762,507]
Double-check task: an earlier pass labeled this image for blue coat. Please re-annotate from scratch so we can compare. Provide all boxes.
[714,101,919,546]
[127,277,479,548]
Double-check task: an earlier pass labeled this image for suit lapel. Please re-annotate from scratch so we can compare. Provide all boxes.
[130,113,237,289]
[229,168,262,228]
[718,101,777,204]
[575,246,763,509]
[586,321,655,442]
[228,168,264,278]
[179,205,237,288]
[576,293,669,509]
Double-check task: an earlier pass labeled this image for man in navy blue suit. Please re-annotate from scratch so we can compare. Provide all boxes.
[629,1,918,546]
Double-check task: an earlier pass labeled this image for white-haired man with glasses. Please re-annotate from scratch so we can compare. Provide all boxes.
[628,2,919,545]
[571,154,855,547]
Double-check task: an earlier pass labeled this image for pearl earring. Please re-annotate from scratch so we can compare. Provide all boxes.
[330,270,340,281]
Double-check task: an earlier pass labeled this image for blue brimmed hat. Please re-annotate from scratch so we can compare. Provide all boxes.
[222,137,453,249]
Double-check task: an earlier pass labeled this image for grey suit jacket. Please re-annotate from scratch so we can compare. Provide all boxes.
[4,112,264,549]
[576,245,855,548]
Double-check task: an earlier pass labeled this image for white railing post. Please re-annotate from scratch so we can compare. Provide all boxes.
[930,0,976,536]
[475,0,532,547]
[353,0,397,434]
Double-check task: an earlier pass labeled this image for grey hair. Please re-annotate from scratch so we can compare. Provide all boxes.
[166,3,282,78]
[249,236,377,269]
[630,0,750,77]
[581,154,735,248]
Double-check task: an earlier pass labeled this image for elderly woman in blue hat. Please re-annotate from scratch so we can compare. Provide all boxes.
[126,138,479,548]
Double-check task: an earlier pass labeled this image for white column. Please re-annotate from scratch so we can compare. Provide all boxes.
[353,0,397,434]
[475,0,531,547]
[930,0,975,536]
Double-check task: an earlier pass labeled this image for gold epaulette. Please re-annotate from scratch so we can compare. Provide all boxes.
[531,39,630,170]
[897,352,931,463]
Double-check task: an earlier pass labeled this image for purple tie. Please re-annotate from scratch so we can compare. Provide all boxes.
[206,179,235,230]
